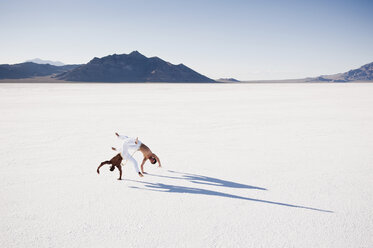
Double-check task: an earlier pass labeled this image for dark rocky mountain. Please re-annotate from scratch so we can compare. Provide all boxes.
[0,62,80,79]
[55,51,215,82]
[308,62,373,82]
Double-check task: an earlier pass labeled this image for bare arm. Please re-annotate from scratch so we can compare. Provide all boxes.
[140,157,147,174]
[97,161,110,174]
[153,154,161,167]
[117,165,122,180]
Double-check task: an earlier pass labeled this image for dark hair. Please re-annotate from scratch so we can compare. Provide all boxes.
[150,157,157,164]
[110,165,115,171]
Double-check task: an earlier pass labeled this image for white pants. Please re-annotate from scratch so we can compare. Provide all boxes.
[119,135,140,174]
[122,153,140,174]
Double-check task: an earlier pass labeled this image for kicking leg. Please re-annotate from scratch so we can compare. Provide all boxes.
[127,156,143,177]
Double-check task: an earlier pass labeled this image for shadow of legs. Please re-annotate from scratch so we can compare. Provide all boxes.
[147,170,267,190]
[127,179,333,213]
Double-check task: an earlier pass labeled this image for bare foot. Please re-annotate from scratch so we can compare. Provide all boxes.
[117,178,122,180]
[138,172,144,177]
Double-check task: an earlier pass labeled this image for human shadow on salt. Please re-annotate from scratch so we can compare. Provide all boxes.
[128,180,333,213]
[146,170,267,191]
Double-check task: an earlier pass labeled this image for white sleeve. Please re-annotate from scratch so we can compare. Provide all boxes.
[127,143,139,148]
[117,134,129,140]
[128,140,141,149]
[125,137,137,144]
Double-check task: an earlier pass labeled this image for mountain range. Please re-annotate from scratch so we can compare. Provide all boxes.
[56,51,214,82]
[0,52,372,82]
[0,62,79,79]
[308,62,373,82]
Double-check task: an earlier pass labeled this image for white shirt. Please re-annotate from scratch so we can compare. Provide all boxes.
[117,134,142,158]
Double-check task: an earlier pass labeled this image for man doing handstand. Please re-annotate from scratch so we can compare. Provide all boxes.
[96,153,125,180]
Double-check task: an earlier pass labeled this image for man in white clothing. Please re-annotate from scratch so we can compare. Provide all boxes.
[114,133,144,177]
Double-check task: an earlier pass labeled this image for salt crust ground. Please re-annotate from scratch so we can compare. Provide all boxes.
[0,83,372,247]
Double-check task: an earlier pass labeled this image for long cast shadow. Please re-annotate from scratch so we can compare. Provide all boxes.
[146,170,267,190]
[128,180,333,213]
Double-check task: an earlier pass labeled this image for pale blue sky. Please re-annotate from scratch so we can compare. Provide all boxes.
[1,0,372,80]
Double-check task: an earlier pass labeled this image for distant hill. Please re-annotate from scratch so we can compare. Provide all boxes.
[56,51,215,83]
[26,58,65,66]
[0,62,80,79]
[218,78,240,82]
[308,62,373,82]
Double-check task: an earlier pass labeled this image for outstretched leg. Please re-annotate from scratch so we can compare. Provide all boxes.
[127,156,143,177]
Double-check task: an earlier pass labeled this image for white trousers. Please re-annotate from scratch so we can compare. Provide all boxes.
[123,153,140,174]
